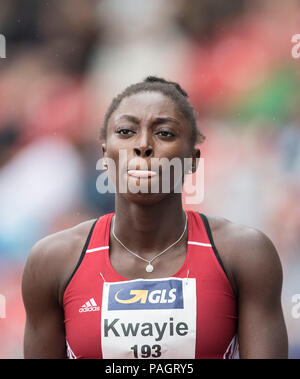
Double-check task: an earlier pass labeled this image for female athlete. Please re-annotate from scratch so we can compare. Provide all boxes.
[22,76,288,359]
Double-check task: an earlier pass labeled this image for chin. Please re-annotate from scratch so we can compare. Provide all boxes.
[114,173,184,205]
[118,190,177,206]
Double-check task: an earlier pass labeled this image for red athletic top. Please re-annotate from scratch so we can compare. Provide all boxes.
[63,210,238,359]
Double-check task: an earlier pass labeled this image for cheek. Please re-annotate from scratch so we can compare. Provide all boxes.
[158,139,192,160]
[105,142,130,175]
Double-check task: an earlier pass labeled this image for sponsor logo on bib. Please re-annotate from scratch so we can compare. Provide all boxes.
[107,279,183,310]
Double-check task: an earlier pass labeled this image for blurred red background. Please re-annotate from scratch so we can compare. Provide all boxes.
[0,0,299,358]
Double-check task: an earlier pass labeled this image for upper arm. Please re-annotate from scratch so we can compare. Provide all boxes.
[232,228,288,358]
[22,238,67,359]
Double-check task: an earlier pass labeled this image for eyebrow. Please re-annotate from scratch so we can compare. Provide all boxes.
[115,114,139,124]
[153,116,180,126]
[115,114,180,126]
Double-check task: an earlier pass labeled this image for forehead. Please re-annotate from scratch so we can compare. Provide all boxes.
[112,91,184,122]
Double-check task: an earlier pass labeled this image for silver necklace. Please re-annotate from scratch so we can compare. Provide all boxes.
[112,211,188,273]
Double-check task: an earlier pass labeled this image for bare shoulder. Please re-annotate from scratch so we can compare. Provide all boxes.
[26,218,96,264]
[204,215,283,295]
[22,219,97,305]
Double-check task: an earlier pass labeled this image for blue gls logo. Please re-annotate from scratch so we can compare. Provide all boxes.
[108,279,184,310]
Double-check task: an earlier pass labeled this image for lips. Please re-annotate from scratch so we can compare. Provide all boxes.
[127,170,157,178]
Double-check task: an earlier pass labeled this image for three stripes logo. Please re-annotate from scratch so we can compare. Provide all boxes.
[79,298,100,313]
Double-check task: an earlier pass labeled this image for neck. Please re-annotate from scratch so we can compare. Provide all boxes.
[113,194,187,256]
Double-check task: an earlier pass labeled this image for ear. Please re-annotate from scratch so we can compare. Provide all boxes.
[101,142,107,158]
[191,148,201,173]
[101,143,108,170]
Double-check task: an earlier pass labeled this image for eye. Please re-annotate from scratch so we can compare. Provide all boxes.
[156,130,176,138]
[115,128,136,137]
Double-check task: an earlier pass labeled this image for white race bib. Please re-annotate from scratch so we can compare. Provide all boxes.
[101,277,196,359]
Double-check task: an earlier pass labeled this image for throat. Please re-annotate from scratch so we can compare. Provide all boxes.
[109,231,188,280]
[111,209,188,255]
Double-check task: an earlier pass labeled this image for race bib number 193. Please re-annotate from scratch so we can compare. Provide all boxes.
[101,277,196,359]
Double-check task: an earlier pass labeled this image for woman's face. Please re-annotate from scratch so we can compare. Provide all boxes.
[102,91,199,204]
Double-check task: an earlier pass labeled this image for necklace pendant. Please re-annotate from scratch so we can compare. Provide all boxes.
[146,263,154,273]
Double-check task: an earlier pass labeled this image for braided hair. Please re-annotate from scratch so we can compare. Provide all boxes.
[100,76,205,146]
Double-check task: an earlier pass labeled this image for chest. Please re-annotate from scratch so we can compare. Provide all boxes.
[108,239,188,280]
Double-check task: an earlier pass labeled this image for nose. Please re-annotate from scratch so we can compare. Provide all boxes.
[134,146,153,157]
[134,131,153,157]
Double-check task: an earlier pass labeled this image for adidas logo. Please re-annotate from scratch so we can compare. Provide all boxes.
[79,298,100,313]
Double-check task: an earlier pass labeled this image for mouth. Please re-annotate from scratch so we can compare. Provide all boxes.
[127,170,158,178]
